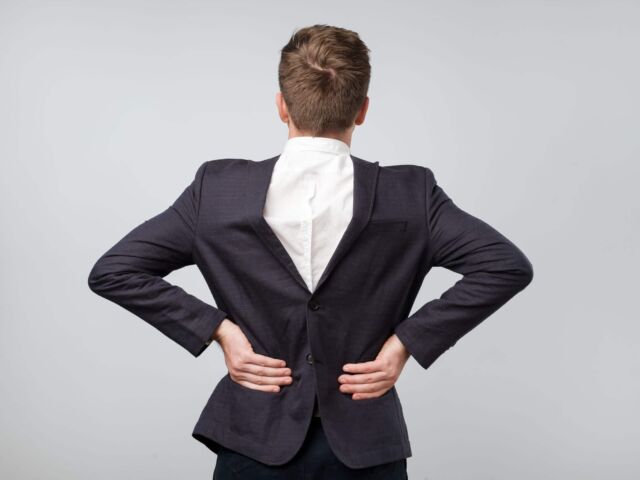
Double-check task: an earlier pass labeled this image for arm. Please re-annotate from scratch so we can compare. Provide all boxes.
[87,161,228,357]
[393,167,534,370]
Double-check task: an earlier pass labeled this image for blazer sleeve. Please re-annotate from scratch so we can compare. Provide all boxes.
[393,167,534,370]
[87,160,228,358]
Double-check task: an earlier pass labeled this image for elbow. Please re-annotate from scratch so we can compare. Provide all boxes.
[512,251,534,290]
[88,256,144,296]
[87,258,111,295]
[87,262,102,294]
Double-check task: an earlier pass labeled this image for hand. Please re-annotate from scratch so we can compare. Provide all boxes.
[213,319,293,393]
[338,334,411,400]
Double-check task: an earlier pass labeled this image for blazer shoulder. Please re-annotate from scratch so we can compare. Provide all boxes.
[201,157,248,174]
[379,163,425,174]
[202,155,280,171]
[378,162,428,185]
[381,163,442,187]
[188,159,247,198]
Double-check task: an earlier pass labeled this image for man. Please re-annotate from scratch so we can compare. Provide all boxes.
[88,24,533,479]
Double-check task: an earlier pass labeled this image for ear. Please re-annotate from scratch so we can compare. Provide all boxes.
[276,92,289,124]
[354,96,369,126]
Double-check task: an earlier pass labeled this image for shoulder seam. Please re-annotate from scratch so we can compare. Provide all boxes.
[423,166,435,266]
[193,160,210,253]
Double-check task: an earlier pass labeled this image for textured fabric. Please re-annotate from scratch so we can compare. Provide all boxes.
[87,154,534,468]
[264,136,354,417]
[212,417,407,479]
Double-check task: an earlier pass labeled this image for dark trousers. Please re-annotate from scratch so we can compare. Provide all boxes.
[213,417,408,479]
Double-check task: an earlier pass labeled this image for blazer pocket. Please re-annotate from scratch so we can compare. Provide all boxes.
[365,219,408,232]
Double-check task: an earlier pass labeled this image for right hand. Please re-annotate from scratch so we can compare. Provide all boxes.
[212,318,293,393]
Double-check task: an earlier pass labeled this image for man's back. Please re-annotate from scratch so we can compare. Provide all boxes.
[88,153,533,468]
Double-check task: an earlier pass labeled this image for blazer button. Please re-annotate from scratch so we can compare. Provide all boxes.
[309,301,321,311]
[306,353,314,365]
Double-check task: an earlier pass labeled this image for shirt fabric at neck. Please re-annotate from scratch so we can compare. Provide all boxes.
[263,136,354,293]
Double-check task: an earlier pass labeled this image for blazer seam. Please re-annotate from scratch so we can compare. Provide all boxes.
[423,166,435,267]
[192,160,210,257]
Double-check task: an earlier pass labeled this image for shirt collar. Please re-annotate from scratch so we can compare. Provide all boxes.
[281,136,351,156]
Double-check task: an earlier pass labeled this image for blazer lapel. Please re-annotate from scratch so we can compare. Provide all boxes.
[244,153,380,295]
[314,155,379,292]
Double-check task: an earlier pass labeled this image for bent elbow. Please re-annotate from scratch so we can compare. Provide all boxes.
[512,251,534,290]
[87,262,102,294]
[87,258,112,295]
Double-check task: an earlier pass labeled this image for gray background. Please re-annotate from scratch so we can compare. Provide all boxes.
[1,1,638,479]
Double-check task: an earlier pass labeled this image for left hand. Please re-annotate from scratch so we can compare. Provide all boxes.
[338,334,411,400]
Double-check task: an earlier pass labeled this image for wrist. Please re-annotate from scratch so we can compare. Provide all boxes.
[392,334,411,360]
[211,318,231,344]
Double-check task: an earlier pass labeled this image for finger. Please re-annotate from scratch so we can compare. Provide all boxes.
[339,380,390,395]
[243,362,292,378]
[342,360,384,374]
[338,370,387,384]
[234,379,284,393]
[351,389,390,400]
[238,371,293,387]
[246,352,288,368]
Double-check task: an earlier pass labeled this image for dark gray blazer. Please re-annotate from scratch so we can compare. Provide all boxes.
[87,154,533,469]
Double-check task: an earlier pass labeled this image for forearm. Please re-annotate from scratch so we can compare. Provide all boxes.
[88,161,229,358]
[394,255,532,369]
[393,166,533,370]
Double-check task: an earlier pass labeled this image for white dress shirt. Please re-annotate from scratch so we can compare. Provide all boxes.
[263,136,354,293]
